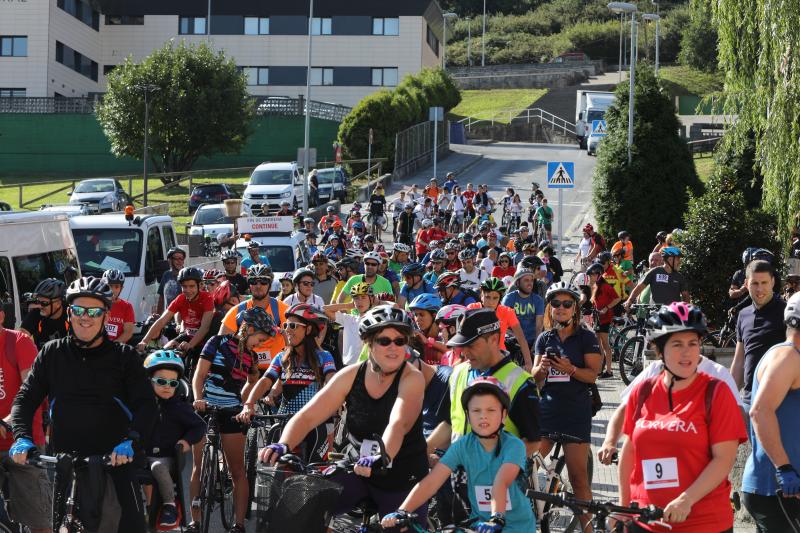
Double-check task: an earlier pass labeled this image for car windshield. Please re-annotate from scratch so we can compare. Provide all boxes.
[587,110,605,123]
[194,207,228,225]
[72,228,143,276]
[11,249,79,307]
[236,245,295,272]
[250,169,293,186]
[316,171,339,184]
[74,180,114,193]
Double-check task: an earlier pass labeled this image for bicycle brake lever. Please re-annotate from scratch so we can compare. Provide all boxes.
[650,520,672,530]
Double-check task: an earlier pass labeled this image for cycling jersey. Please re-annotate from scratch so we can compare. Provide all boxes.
[20,308,69,349]
[341,275,393,299]
[266,349,336,414]
[106,298,135,341]
[466,303,518,350]
[221,298,287,368]
[240,255,271,275]
[200,334,257,409]
[471,214,495,227]
[167,291,214,337]
[457,267,487,292]
[399,280,436,307]
[224,272,249,296]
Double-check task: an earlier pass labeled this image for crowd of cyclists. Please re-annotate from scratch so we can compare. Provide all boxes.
[0,174,799,532]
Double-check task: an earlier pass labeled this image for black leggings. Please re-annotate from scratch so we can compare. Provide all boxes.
[743,491,800,533]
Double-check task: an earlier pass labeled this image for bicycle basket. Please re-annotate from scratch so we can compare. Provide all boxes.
[255,464,343,532]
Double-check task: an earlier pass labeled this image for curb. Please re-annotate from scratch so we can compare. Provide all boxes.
[453,154,484,176]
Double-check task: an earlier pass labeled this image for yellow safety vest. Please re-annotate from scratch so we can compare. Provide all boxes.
[449,360,533,441]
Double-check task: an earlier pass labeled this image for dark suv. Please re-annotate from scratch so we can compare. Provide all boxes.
[188,183,238,213]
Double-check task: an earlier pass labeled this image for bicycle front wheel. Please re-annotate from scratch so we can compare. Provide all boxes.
[198,445,217,533]
[619,335,647,385]
[218,451,235,529]
[539,456,580,533]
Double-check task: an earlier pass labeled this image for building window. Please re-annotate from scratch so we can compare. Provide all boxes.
[0,37,27,57]
[57,0,100,30]
[103,65,117,75]
[310,67,333,86]
[0,88,26,97]
[105,15,144,25]
[242,67,269,86]
[371,68,399,87]
[372,18,399,36]
[311,17,332,35]
[426,25,439,55]
[244,17,269,35]
[55,41,98,82]
[179,17,206,35]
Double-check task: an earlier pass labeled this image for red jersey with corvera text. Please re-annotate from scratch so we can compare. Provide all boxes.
[462,190,476,209]
[106,299,135,341]
[167,292,214,337]
[0,330,44,450]
[622,373,746,532]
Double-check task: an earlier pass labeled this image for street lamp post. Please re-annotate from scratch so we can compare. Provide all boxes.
[206,0,211,42]
[301,0,314,216]
[442,13,457,69]
[618,13,624,82]
[481,0,487,67]
[134,84,159,207]
[608,2,638,164]
[643,12,661,74]
[467,17,472,67]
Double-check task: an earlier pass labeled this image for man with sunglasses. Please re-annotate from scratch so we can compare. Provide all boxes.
[219,264,287,369]
[428,308,541,456]
[337,252,393,304]
[220,249,248,296]
[240,240,271,276]
[11,276,157,533]
[20,278,69,349]
[309,252,336,304]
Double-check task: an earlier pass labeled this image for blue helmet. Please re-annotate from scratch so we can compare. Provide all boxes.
[401,262,426,277]
[409,293,442,312]
[143,349,185,378]
[352,221,365,230]
[660,246,682,258]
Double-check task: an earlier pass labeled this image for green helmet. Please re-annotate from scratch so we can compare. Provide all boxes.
[480,277,507,295]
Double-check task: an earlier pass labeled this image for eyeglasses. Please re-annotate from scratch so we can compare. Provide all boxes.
[550,299,575,309]
[299,281,315,287]
[69,305,105,318]
[36,300,54,307]
[151,377,180,388]
[249,278,270,285]
[282,321,306,330]
[447,252,456,255]
[374,336,407,347]
[364,261,379,267]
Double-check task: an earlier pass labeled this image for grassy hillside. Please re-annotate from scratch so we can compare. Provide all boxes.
[449,88,548,123]
[659,65,723,96]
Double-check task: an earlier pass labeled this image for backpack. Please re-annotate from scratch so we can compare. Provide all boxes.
[633,375,720,423]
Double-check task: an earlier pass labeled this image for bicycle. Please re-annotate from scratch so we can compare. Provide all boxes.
[365,213,387,243]
[196,406,238,533]
[243,410,291,519]
[528,432,594,533]
[701,309,737,361]
[527,491,671,532]
[618,304,662,385]
[391,512,476,532]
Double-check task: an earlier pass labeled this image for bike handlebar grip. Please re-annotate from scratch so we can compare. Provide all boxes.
[526,490,564,506]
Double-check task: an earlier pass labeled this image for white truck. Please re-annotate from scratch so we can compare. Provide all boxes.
[576,90,615,150]
[0,212,80,329]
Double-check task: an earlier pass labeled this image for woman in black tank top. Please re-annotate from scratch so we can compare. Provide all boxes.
[258,305,428,531]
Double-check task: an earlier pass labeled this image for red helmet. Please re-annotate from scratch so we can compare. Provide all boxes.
[212,280,238,307]
[583,223,594,234]
[285,303,328,332]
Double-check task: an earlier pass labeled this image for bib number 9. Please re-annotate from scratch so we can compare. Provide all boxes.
[642,457,679,490]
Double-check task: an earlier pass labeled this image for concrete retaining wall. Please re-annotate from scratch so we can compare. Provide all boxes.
[450,61,604,90]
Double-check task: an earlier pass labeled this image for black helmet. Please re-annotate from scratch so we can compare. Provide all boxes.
[358,305,415,339]
[656,231,668,242]
[618,231,630,240]
[102,269,125,285]
[597,251,613,264]
[33,278,66,300]
[220,249,240,261]
[237,306,276,336]
[176,267,203,283]
[519,255,544,270]
[751,248,774,264]
[586,262,605,276]
[66,276,113,308]
[167,247,186,259]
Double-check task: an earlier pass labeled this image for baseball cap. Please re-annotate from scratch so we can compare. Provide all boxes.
[447,308,501,347]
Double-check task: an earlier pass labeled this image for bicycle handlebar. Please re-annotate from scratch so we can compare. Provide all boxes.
[27,451,114,469]
[527,491,666,523]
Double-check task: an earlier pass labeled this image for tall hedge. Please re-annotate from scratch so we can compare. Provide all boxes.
[337,68,461,169]
[592,64,704,256]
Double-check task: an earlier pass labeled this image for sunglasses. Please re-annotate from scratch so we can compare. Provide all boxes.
[313,260,326,264]
[151,377,180,388]
[223,260,237,265]
[299,281,315,287]
[69,305,105,317]
[364,262,379,267]
[374,336,407,347]
[249,278,270,285]
[550,299,575,309]
[282,321,306,330]
[36,300,54,307]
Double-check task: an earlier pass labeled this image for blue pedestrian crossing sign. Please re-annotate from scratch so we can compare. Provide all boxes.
[547,161,575,189]
[591,120,607,136]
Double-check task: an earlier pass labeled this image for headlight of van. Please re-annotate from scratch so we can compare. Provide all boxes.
[188,226,203,236]
[280,191,291,198]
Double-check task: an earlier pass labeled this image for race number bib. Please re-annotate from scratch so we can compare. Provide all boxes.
[642,457,679,490]
[105,323,119,338]
[474,486,512,512]
[655,274,670,283]
[547,366,570,383]
[255,350,272,367]
[359,439,392,468]
[185,328,198,337]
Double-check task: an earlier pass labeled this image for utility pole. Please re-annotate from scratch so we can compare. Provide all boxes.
[301,0,314,215]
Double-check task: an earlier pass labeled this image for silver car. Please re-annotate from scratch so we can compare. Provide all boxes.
[69,179,132,213]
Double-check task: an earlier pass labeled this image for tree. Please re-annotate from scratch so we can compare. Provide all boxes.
[97,41,254,179]
[713,130,764,210]
[658,5,691,64]
[679,1,718,72]
[593,64,703,252]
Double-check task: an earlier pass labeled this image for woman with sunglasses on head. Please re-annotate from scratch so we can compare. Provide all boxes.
[190,307,276,533]
[588,261,621,378]
[532,281,602,532]
[238,304,335,461]
[259,305,429,532]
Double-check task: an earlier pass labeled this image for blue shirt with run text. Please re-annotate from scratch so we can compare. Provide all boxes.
[502,290,545,346]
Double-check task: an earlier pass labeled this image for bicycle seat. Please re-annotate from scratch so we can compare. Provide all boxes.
[543,432,584,444]
[611,317,627,326]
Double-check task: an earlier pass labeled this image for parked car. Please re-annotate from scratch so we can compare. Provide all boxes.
[187,203,235,242]
[69,178,132,213]
[313,167,349,203]
[242,162,303,215]
[188,183,238,213]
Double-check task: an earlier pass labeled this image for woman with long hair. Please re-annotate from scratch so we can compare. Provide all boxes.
[588,262,621,378]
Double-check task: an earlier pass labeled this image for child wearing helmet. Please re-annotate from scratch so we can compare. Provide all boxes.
[143,350,206,529]
[408,293,446,364]
[102,268,136,343]
[322,281,377,366]
[382,377,536,532]
[435,304,468,366]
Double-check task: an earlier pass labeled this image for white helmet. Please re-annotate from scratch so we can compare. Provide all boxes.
[573,273,588,286]
[786,292,800,329]
[422,219,434,228]
[393,243,411,254]
[363,251,382,264]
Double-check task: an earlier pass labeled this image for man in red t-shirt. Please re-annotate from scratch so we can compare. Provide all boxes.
[136,268,214,354]
[102,269,135,343]
[462,183,477,219]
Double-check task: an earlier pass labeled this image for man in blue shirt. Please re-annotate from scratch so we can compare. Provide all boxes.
[240,241,271,274]
[398,262,435,309]
[443,172,458,194]
[501,268,545,349]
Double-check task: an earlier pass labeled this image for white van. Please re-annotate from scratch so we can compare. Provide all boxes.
[0,212,79,329]
[69,213,178,331]
[242,162,303,215]
[234,216,305,276]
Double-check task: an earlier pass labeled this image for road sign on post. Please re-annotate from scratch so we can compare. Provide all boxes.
[591,120,607,136]
[297,148,317,167]
[547,161,575,258]
[367,128,373,200]
[429,107,444,180]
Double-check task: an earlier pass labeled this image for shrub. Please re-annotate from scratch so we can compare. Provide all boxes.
[679,2,719,72]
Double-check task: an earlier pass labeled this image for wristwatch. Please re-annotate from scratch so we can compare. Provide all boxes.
[777,464,796,473]
[489,513,506,527]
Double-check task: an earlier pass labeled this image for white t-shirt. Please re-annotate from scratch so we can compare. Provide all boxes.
[458,267,487,292]
[620,356,744,407]
[480,258,495,272]
[335,310,362,366]
[282,293,325,309]
[390,198,405,217]
[579,237,592,258]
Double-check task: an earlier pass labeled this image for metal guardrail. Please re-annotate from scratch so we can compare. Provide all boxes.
[457,107,575,137]
[0,96,351,121]
[393,120,450,176]
[687,136,722,155]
